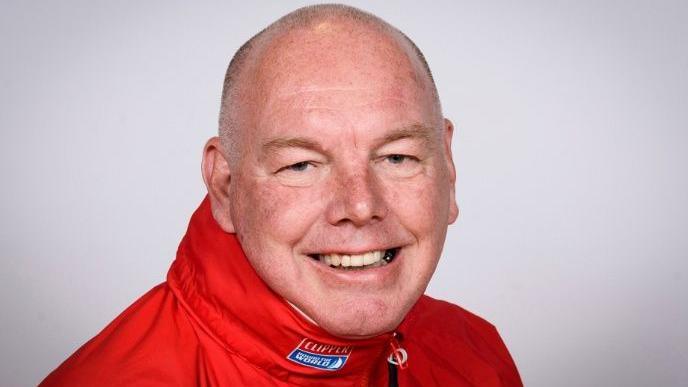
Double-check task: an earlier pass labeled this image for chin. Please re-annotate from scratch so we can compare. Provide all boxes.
[305,298,405,339]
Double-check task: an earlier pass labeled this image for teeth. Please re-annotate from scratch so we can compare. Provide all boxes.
[318,249,393,269]
[364,251,381,265]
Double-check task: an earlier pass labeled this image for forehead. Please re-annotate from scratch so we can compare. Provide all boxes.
[257,89,434,147]
[259,22,422,82]
[243,21,437,124]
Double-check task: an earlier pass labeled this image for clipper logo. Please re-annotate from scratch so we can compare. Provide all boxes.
[286,338,352,371]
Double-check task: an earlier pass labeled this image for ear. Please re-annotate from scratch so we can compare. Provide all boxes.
[443,118,459,224]
[202,137,236,233]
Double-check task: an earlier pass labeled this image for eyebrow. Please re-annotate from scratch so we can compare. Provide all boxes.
[377,124,436,148]
[262,136,326,156]
[260,123,437,156]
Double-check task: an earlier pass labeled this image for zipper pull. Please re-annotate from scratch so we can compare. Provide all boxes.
[387,332,408,370]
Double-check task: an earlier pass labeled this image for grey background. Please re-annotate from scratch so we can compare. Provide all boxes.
[2,1,686,386]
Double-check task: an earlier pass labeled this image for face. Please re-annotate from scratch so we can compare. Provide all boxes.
[213,23,458,338]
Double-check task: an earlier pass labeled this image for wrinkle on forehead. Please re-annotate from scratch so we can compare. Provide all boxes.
[276,92,424,111]
[278,86,370,95]
[257,97,433,137]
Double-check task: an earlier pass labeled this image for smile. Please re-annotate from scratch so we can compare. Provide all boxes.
[309,248,399,270]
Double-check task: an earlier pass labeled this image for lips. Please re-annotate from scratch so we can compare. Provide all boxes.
[309,248,399,269]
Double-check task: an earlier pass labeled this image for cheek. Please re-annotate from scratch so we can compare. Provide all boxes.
[386,174,449,236]
[236,178,325,245]
[388,176,449,286]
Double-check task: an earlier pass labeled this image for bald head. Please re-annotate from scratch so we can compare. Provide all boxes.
[218,4,442,163]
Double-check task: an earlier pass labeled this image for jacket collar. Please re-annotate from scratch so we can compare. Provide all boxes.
[167,197,393,385]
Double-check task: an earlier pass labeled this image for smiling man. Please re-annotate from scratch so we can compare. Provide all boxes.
[42,4,521,386]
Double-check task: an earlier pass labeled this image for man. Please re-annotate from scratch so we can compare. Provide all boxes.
[41,4,521,386]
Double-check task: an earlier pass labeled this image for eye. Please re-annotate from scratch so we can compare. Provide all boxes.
[385,154,418,165]
[376,153,423,178]
[277,161,314,173]
[274,160,326,187]
[286,161,311,172]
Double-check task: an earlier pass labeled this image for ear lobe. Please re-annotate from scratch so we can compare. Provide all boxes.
[202,137,236,233]
[448,185,459,224]
[443,118,459,224]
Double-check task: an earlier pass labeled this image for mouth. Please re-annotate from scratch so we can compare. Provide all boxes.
[308,248,400,270]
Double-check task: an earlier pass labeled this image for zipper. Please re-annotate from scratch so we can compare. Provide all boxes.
[387,332,407,387]
[388,361,399,387]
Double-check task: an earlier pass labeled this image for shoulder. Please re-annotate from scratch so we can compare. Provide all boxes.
[400,295,522,386]
[40,283,200,387]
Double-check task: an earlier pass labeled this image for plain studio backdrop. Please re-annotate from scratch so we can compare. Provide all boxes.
[1,1,686,386]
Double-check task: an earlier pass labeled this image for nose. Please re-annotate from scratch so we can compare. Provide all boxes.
[326,166,388,227]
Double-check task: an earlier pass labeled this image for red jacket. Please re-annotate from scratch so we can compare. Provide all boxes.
[41,199,522,386]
